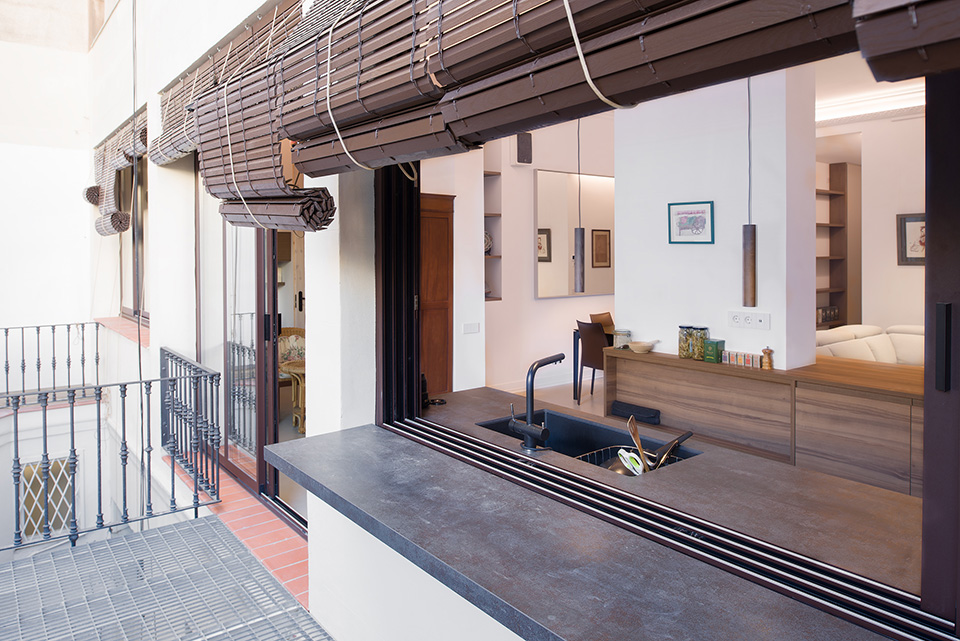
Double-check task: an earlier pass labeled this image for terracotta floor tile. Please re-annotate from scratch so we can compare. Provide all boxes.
[261,546,308,571]
[223,512,274,531]
[253,537,306,562]
[244,528,302,550]
[296,592,309,609]
[209,496,260,514]
[216,504,270,524]
[273,560,309,583]
[284,575,309,596]
[228,518,288,539]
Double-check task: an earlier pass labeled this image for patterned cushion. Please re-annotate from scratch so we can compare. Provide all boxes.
[278,334,305,363]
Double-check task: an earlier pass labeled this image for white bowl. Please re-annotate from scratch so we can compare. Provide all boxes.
[628,340,659,353]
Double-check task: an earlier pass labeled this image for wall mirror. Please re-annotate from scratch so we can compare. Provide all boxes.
[535,170,615,298]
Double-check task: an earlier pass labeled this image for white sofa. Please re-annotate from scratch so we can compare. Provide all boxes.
[815,324,924,366]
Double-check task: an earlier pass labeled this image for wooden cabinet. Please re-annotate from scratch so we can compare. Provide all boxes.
[795,385,911,493]
[609,356,793,461]
[483,140,502,301]
[605,350,924,495]
[816,162,861,328]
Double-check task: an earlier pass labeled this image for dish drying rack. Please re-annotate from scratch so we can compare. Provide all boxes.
[575,445,681,469]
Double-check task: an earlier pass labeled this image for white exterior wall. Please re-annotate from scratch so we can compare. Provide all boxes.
[614,69,817,369]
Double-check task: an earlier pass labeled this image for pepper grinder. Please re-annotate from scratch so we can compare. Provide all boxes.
[761,346,773,370]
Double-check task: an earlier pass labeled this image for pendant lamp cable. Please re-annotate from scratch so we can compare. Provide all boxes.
[577,118,582,228]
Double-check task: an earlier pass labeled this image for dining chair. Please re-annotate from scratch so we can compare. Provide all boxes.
[577,320,607,405]
[590,312,615,346]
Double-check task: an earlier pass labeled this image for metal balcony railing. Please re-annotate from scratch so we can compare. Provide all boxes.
[2,348,221,550]
[3,322,101,406]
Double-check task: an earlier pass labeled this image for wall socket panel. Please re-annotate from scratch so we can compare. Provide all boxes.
[728,311,771,330]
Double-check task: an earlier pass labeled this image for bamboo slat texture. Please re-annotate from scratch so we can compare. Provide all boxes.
[853,0,960,82]
[149,0,304,166]
[219,187,336,231]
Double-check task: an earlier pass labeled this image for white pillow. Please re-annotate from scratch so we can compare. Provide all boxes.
[887,325,924,336]
[889,333,924,366]
[827,339,878,361]
[863,334,898,364]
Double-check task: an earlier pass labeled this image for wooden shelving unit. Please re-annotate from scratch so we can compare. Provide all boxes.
[483,144,502,301]
[815,162,861,329]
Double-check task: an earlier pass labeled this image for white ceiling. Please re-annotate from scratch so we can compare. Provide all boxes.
[813,53,925,164]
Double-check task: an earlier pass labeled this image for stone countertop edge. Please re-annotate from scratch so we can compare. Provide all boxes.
[264,428,559,641]
[265,424,887,641]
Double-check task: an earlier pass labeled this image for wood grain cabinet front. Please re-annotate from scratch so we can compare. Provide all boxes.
[795,384,911,493]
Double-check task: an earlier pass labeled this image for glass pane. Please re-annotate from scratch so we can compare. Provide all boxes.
[224,224,259,480]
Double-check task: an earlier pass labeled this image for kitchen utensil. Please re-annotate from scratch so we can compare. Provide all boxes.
[626,416,651,472]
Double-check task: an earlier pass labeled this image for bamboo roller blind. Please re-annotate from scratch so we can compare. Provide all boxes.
[190,0,863,219]
[853,0,960,82]
[86,109,147,236]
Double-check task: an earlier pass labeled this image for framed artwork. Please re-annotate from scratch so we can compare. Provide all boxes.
[668,201,714,244]
[592,229,611,268]
[537,228,552,262]
[897,213,925,265]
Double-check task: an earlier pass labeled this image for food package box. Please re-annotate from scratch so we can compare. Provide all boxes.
[704,339,725,363]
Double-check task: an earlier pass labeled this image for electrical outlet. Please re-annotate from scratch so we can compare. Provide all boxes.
[728,311,742,328]
[743,314,754,328]
[755,313,771,330]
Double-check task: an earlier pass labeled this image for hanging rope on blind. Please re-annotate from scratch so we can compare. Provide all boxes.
[561,0,627,110]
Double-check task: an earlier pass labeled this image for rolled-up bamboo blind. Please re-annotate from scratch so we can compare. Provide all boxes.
[191,0,863,226]
[90,108,147,236]
[853,0,960,82]
[219,187,337,231]
[149,0,304,166]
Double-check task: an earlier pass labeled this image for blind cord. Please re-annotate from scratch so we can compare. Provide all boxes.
[562,0,626,110]
[327,2,374,172]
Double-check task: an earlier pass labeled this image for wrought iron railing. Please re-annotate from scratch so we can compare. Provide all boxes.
[3,322,101,406]
[226,311,258,455]
[160,348,221,501]
[2,349,221,550]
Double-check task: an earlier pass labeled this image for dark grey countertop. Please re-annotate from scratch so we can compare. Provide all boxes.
[424,387,921,595]
[267,421,889,641]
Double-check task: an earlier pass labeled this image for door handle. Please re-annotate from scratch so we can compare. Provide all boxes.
[297,291,305,312]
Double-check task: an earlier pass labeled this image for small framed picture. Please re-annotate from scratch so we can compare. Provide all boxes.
[592,229,611,268]
[897,213,925,265]
[537,228,552,262]
[668,201,714,244]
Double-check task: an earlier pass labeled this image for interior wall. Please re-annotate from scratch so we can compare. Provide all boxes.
[484,115,616,392]
[817,115,925,330]
[614,69,816,369]
[421,150,487,392]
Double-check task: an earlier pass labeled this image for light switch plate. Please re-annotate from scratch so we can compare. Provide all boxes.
[755,313,771,330]
[463,323,480,334]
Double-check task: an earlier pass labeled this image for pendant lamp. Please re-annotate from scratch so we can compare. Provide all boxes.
[574,119,585,293]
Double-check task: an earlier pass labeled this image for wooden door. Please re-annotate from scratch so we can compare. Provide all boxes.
[420,194,455,396]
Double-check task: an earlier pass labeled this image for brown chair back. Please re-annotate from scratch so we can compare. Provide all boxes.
[577,321,607,370]
[589,312,615,335]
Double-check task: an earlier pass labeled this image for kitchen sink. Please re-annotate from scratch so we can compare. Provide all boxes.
[476,410,699,469]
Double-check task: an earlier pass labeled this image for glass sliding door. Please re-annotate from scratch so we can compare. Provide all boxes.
[223,224,271,489]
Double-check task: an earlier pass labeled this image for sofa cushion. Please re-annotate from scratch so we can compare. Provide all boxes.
[862,334,898,364]
[825,339,879,362]
[887,324,924,336]
[845,324,885,339]
[816,328,857,346]
[815,324,883,346]
[889,333,924,366]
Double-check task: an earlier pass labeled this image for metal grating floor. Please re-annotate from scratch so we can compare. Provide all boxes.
[0,517,333,641]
